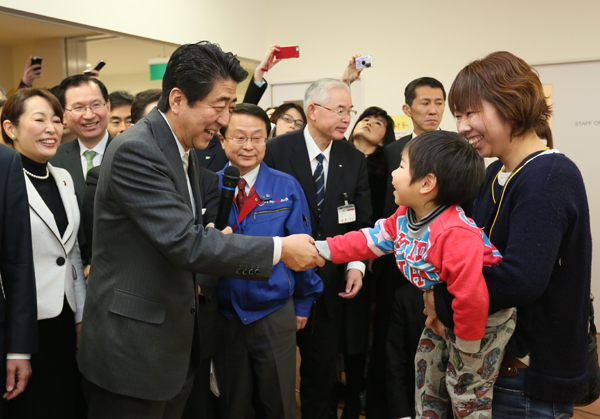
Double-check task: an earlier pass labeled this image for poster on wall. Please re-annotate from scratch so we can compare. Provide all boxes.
[391,115,412,139]
[535,60,600,314]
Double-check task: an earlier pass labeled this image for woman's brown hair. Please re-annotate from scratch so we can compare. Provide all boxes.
[448,51,551,139]
[1,88,63,146]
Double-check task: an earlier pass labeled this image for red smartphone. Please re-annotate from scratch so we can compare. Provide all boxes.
[274,46,300,60]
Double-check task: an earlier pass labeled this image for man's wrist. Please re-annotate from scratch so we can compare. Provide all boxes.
[7,353,30,360]
[347,261,365,276]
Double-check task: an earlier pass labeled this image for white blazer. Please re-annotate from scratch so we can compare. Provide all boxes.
[24,163,86,323]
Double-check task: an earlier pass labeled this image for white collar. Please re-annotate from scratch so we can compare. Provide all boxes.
[240,164,260,189]
[159,110,189,161]
[78,131,109,156]
[304,125,332,162]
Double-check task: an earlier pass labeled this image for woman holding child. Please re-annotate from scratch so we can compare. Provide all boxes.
[426,51,592,418]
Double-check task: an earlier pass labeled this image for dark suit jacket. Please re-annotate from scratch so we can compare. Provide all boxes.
[264,129,372,317]
[386,285,426,419]
[49,133,114,264]
[195,135,228,172]
[77,109,274,401]
[49,133,114,209]
[0,145,38,387]
[243,78,268,105]
[382,134,412,218]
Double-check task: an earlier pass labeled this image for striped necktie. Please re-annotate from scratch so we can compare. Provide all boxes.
[313,153,325,217]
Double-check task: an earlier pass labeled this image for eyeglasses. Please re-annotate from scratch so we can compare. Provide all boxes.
[314,103,357,118]
[65,102,107,115]
[225,136,267,145]
[279,114,304,129]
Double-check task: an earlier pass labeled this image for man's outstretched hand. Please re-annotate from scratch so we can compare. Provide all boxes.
[280,234,325,271]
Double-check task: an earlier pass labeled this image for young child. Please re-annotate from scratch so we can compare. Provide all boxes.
[316,131,515,419]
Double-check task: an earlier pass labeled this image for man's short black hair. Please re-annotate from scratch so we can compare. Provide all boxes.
[131,89,162,124]
[220,103,271,138]
[57,75,109,109]
[157,41,248,112]
[108,90,134,109]
[404,77,446,107]
[404,130,484,207]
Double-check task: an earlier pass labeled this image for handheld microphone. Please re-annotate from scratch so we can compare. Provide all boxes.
[215,165,240,230]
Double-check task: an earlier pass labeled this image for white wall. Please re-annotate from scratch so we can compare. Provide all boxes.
[261,0,600,129]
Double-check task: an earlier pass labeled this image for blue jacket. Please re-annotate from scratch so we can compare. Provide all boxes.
[216,162,323,324]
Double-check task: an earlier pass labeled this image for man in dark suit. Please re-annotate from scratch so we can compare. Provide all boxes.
[0,145,38,411]
[382,77,446,217]
[367,77,446,418]
[77,41,323,419]
[264,78,372,419]
[195,134,228,172]
[49,75,114,266]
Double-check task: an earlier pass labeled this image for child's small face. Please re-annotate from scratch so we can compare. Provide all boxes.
[391,152,421,207]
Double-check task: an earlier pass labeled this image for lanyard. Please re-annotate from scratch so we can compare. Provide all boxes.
[487,148,549,239]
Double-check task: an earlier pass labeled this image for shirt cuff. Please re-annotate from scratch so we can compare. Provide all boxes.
[315,240,332,261]
[347,261,365,276]
[455,337,482,354]
[272,237,282,265]
[254,79,266,88]
[7,353,31,360]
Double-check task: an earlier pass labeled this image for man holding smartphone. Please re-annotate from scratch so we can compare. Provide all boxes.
[18,56,42,88]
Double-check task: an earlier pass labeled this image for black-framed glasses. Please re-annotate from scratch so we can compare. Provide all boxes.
[278,114,304,129]
[314,103,357,118]
[225,136,267,145]
[65,102,107,115]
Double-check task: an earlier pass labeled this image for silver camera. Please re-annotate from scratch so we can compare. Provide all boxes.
[355,55,373,69]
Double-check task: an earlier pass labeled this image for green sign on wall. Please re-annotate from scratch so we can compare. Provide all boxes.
[148,58,169,81]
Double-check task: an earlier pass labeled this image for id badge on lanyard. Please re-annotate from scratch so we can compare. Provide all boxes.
[338,193,356,224]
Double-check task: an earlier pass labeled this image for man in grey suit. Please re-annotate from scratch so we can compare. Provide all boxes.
[77,41,323,419]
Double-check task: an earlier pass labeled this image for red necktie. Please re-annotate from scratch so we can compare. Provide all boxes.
[236,178,248,209]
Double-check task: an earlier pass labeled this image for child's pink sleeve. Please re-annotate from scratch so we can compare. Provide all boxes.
[327,208,403,264]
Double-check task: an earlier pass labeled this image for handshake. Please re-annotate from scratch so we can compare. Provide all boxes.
[280,234,329,271]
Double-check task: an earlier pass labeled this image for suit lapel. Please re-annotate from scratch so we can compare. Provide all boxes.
[324,141,344,220]
[49,164,75,244]
[289,133,319,220]
[63,140,86,206]
[24,174,63,245]
[148,109,194,212]
[188,149,203,224]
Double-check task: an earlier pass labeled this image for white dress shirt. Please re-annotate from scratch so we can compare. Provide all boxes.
[78,131,109,179]
[303,127,365,276]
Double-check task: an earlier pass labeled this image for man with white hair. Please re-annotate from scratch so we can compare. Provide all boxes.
[264,78,372,419]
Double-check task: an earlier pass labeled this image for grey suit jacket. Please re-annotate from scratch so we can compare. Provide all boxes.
[77,109,273,401]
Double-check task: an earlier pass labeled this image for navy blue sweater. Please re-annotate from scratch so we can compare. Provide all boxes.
[434,151,592,403]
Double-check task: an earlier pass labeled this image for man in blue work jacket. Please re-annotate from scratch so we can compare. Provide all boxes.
[214,103,323,419]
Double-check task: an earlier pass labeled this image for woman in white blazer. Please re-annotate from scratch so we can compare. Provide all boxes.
[1,88,86,418]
